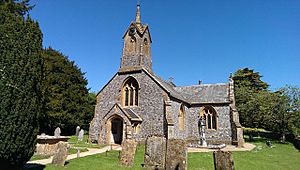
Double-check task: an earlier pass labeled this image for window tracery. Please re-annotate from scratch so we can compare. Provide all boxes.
[122,77,139,107]
[200,106,217,130]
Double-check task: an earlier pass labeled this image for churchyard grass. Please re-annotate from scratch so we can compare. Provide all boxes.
[27,137,300,170]
[29,155,51,161]
[188,137,300,170]
[68,135,104,149]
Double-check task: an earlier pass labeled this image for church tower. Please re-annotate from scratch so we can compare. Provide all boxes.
[119,3,152,73]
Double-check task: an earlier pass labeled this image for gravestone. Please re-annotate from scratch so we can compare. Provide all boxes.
[165,139,187,170]
[75,126,80,136]
[144,136,166,170]
[213,150,234,170]
[54,127,61,137]
[51,141,69,166]
[266,141,273,148]
[119,139,137,167]
[78,129,84,141]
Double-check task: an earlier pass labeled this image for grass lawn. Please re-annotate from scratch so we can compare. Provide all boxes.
[27,138,300,170]
[68,135,104,149]
[189,139,300,170]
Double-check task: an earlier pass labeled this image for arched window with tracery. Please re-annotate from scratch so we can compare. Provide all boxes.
[179,104,185,131]
[122,77,139,107]
[200,106,217,130]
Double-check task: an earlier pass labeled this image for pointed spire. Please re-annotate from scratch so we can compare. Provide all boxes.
[135,0,141,24]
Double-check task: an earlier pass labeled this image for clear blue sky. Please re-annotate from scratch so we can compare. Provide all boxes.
[29,0,300,92]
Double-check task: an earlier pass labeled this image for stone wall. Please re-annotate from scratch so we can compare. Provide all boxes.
[89,70,165,144]
[36,143,58,156]
[186,105,232,144]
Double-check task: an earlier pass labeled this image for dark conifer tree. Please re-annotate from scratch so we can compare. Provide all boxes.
[0,0,43,168]
[41,48,94,135]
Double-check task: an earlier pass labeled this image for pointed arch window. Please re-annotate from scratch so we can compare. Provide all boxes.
[179,104,185,131]
[200,106,218,130]
[122,77,139,107]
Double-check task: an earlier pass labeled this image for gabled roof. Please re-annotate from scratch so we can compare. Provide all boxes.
[97,67,230,106]
[142,68,230,104]
[103,103,142,122]
[174,84,230,104]
[141,69,190,104]
[122,22,152,43]
[123,107,142,122]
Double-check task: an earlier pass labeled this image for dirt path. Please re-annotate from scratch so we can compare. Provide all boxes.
[27,145,122,166]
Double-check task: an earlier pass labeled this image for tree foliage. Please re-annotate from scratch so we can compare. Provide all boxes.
[0,0,43,168]
[41,48,95,135]
[279,85,300,136]
[233,68,269,128]
[233,68,300,139]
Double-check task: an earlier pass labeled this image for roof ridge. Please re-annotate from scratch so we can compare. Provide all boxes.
[175,83,228,88]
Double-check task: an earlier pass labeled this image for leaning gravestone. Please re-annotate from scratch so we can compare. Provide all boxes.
[51,141,69,166]
[144,136,166,170]
[75,126,80,136]
[165,139,187,170]
[54,127,61,137]
[213,150,234,170]
[119,139,138,167]
[78,129,84,141]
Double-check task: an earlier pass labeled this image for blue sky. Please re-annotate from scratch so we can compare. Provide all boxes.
[29,0,300,92]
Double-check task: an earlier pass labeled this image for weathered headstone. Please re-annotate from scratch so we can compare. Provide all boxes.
[266,141,273,148]
[75,126,80,136]
[213,150,234,170]
[54,127,61,137]
[78,129,84,141]
[165,139,187,170]
[119,139,138,167]
[144,136,166,170]
[51,141,69,166]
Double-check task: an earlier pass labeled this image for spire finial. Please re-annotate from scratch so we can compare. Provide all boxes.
[136,0,141,24]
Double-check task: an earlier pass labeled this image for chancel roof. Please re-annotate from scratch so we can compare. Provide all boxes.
[174,84,230,104]
[142,68,230,105]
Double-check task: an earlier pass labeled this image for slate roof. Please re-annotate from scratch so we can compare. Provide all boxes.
[142,68,230,104]
[123,108,142,121]
[174,84,230,104]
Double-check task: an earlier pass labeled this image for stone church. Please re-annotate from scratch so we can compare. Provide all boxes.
[89,4,244,147]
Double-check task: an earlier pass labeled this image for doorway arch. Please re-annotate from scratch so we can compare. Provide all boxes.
[106,116,124,144]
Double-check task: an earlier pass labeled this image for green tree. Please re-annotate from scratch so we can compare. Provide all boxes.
[0,0,43,168]
[279,85,300,137]
[81,92,96,129]
[233,68,268,91]
[233,68,269,127]
[41,48,93,135]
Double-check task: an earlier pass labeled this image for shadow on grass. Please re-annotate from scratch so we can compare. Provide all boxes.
[23,163,45,170]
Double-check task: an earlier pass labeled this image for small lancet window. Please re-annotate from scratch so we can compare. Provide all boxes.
[122,77,139,107]
[143,38,149,56]
[179,104,185,131]
[200,106,218,130]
